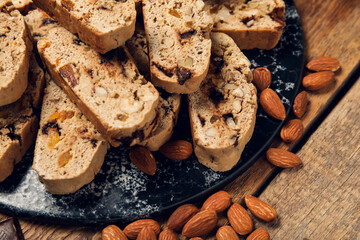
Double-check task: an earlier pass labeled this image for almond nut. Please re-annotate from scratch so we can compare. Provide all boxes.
[102,225,128,240]
[302,71,335,91]
[201,191,232,213]
[159,140,193,160]
[306,56,340,72]
[129,146,157,176]
[216,225,240,240]
[167,204,199,232]
[266,148,302,168]
[246,228,270,240]
[252,67,271,91]
[137,226,157,240]
[245,196,277,222]
[293,91,308,118]
[260,88,286,120]
[280,119,304,143]
[124,219,160,239]
[227,203,253,235]
[182,209,218,237]
[159,228,178,240]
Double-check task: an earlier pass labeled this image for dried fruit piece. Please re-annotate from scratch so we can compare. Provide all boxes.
[124,219,160,239]
[159,228,178,240]
[129,146,157,176]
[260,88,286,120]
[293,91,308,118]
[266,148,301,168]
[182,209,218,237]
[189,238,203,240]
[58,149,72,167]
[102,225,128,240]
[216,225,240,240]
[137,226,157,240]
[280,119,304,143]
[302,71,335,91]
[47,129,60,148]
[159,140,193,160]
[227,203,253,235]
[245,196,277,222]
[201,191,232,213]
[167,204,199,232]
[246,228,270,240]
[252,67,271,91]
[306,56,340,72]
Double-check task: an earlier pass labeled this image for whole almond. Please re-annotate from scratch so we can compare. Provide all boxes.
[137,226,157,240]
[293,91,308,118]
[260,88,286,120]
[102,225,128,240]
[306,56,340,72]
[124,219,160,239]
[266,148,302,168]
[216,225,240,240]
[245,196,277,222]
[227,203,253,235]
[246,228,270,240]
[252,67,271,91]
[167,204,199,231]
[160,140,193,160]
[201,191,232,212]
[280,119,304,143]
[182,209,218,237]
[159,229,179,240]
[302,71,335,91]
[129,147,157,176]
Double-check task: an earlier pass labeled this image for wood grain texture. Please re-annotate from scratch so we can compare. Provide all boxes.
[253,77,360,239]
[0,0,359,239]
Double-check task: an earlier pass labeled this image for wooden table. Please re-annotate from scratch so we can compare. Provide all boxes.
[1,0,359,239]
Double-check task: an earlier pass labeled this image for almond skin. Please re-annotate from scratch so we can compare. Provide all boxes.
[280,119,304,143]
[245,196,277,222]
[160,140,193,160]
[201,191,232,213]
[136,226,157,240]
[306,56,340,72]
[102,225,128,240]
[246,228,270,240]
[167,204,199,232]
[252,67,271,91]
[266,148,302,168]
[216,225,240,240]
[159,229,178,240]
[189,238,203,240]
[124,219,160,239]
[129,146,157,176]
[302,71,335,91]
[293,91,308,118]
[227,203,253,235]
[182,209,218,237]
[260,88,286,120]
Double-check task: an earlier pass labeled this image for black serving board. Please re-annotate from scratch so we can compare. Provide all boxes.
[0,0,303,225]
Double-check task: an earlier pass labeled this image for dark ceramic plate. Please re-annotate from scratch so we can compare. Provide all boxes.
[0,0,303,225]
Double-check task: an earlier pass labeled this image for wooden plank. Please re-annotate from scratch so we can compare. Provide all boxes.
[253,77,360,239]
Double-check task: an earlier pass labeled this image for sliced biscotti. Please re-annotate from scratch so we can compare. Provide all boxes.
[205,0,285,50]
[12,0,34,14]
[32,0,136,54]
[27,53,45,109]
[33,78,109,194]
[0,0,32,107]
[188,32,257,172]
[143,0,213,94]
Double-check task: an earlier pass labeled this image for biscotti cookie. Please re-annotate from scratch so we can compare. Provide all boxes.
[33,78,109,194]
[12,0,34,14]
[143,0,213,94]
[205,0,285,49]
[0,53,45,182]
[0,0,32,107]
[25,10,159,147]
[32,0,136,54]
[188,32,257,172]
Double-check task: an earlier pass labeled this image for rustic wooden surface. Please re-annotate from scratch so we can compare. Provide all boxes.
[254,77,360,239]
[1,0,359,239]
